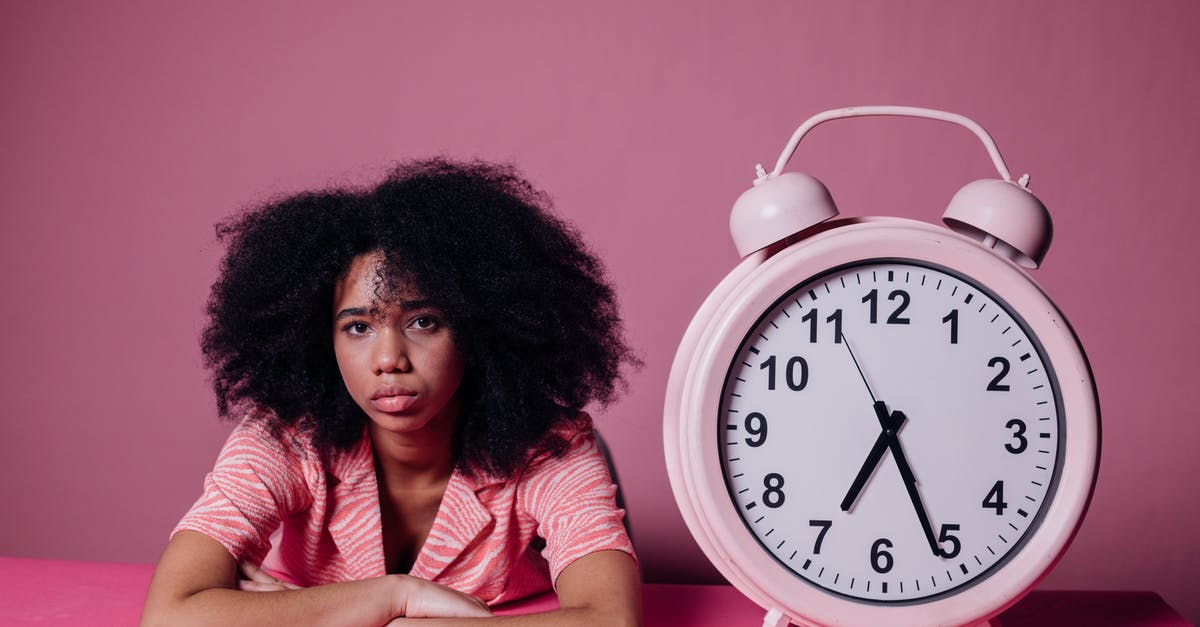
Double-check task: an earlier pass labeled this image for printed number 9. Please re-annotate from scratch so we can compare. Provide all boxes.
[745,412,767,447]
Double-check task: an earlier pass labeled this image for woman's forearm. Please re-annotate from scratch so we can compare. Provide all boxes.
[386,551,643,627]
[386,605,639,627]
[142,574,402,627]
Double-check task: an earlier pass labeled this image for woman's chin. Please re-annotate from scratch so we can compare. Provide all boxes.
[366,411,431,434]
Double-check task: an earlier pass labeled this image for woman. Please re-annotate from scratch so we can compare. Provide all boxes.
[141,159,642,626]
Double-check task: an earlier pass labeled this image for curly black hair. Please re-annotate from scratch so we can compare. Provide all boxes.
[201,159,637,479]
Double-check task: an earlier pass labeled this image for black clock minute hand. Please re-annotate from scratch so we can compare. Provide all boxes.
[885,411,943,558]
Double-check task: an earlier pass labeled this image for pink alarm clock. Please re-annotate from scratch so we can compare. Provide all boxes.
[663,106,1100,627]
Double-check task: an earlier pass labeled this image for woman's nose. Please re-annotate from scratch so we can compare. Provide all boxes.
[372,330,411,374]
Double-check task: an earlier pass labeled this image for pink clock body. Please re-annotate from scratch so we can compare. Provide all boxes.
[663,107,1100,627]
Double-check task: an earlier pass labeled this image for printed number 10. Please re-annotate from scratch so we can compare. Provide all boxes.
[760,355,809,391]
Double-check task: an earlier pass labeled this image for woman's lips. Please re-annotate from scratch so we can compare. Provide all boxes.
[371,394,416,413]
[370,386,417,413]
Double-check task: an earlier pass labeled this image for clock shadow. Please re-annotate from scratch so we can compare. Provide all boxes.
[641,583,770,624]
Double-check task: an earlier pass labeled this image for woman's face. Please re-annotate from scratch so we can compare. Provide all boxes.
[332,251,465,438]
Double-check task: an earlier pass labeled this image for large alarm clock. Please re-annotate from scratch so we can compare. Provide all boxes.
[664,106,1100,627]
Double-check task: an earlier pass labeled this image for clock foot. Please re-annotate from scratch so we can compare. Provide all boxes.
[761,607,793,627]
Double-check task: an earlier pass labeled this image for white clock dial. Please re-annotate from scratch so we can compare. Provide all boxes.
[720,260,1062,603]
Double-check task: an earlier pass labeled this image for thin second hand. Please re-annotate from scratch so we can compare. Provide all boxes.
[841,332,877,404]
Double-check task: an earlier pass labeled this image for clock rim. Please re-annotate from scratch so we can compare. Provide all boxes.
[665,218,1100,627]
[717,256,1064,604]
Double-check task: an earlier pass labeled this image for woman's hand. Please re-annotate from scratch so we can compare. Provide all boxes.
[391,575,493,619]
[235,560,490,619]
[237,560,301,592]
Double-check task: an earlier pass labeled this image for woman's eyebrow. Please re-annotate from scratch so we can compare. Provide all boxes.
[334,306,369,321]
[334,301,437,321]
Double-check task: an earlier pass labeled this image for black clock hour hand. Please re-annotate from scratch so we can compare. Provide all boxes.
[840,431,889,512]
[885,412,943,557]
[840,408,906,511]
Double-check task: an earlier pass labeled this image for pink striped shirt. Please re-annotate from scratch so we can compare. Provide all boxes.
[173,415,634,604]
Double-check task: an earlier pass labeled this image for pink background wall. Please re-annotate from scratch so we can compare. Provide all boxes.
[3,0,1198,621]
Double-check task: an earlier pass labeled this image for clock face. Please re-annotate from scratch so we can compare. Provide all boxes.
[719,259,1063,603]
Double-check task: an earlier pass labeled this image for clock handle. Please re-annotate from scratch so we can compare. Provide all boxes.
[731,105,1053,269]
[760,105,1018,183]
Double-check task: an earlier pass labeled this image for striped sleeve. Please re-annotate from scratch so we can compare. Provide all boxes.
[518,429,636,586]
[172,418,312,564]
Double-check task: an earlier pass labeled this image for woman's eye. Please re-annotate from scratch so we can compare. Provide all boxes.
[411,316,439,330]
[343,322,371,335]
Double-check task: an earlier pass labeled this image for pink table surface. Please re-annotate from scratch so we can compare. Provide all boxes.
[0,556,1189,626]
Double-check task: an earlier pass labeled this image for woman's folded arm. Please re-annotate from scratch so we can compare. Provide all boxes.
[140,530,491,627]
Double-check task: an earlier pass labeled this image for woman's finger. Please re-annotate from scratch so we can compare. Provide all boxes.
[402,577,493,618]
[238,579,286,592]
[239,560,274,583]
